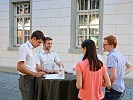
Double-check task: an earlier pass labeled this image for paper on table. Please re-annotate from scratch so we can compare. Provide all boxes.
[44,74,64,79]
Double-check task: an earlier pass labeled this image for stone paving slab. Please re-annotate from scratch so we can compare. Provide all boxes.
[0,72,21,100]
[0,72,133,100]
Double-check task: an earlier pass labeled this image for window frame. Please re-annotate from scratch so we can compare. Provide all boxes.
[8,0,31,51]
[69,0,103,54]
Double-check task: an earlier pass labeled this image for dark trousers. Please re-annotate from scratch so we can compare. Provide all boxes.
[104,88,124,100]
[18,75,36,100]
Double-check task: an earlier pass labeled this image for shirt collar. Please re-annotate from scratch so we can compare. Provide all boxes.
[26,41,34,49]
[108,49,116,56]
[42,49,52,54]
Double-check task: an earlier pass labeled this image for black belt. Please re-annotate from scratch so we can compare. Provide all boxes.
[20,74,35,78]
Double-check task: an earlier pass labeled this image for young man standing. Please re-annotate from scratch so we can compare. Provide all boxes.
[17,30,46,100]
[103,35,133,100]
[36,37,63,73]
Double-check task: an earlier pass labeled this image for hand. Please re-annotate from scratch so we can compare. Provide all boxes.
[35,72,45,77]
[105,87,111,92]
[64,69,67,73]
[41,69,48,73]
[46,70,55,74]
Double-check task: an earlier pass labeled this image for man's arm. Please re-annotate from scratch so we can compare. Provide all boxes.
[36,64,41,72]
[109,67,117,87]
[54,52,63,67]
[36,64,43,72]
[17,61,45,77]
[36,64,48,74]
[103,70,111,89]
[56,61,64,67]
[125,61,133,75]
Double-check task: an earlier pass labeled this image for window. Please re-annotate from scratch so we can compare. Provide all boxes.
[8,0,30,50]
[69,0,103,53]
[14,3,30,46]
[77,0,99,47]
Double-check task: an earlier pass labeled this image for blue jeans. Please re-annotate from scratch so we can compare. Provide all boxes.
[19,75,36,100]
[104,88,124,100]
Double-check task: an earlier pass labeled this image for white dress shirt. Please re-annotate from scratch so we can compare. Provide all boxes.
[36,49,61,70]
[18,41,36,74]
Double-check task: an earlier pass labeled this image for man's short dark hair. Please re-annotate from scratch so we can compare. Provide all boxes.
[31,30,45,41]
[44,37,52,43]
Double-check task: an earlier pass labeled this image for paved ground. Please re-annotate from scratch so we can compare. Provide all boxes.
[0,72,21,100]
[0,72,133,100]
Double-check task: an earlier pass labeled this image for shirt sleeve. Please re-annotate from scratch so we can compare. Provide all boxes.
[18,46,27,62]
[107,55,117,68]
[54,52,61,63]
[75,63,81,72]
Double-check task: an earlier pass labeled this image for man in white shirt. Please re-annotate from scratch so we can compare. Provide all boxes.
[17,30,46,100]
[36,37,63,73]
